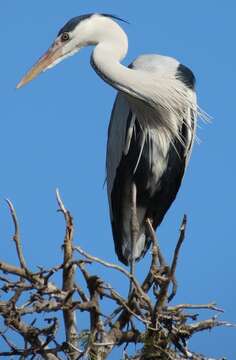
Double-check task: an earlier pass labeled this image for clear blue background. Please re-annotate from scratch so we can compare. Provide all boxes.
[0,1,235,358]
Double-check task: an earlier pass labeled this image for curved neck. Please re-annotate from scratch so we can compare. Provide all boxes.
[91,26,129,88]
[89,19,150,104]
[91,41,151,107]
[89,17,195,128]
[92,42,127,86]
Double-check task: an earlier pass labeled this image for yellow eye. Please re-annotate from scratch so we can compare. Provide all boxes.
[61,32,70,42]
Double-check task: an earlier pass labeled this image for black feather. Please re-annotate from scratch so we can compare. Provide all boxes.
[58,13,128,36]
[102,14,129,25]
[110,109,193,265]
[176,64,196,90]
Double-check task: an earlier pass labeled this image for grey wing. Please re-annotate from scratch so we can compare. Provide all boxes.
[106,92,139,264]
[106,92,133,210]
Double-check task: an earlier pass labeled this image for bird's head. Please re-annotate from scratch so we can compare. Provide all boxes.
[16,13,128,89]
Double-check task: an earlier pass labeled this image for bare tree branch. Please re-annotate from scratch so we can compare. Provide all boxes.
[168,214,187,302]
[0,195,230,360]
[5,199,28,272]
[56,188,77,359]
[168,303,224,313]
[74,245,152,309]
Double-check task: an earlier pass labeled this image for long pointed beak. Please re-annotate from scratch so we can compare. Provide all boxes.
[16,42,64,89]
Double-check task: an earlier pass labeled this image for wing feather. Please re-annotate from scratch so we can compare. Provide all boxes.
[106,93,132,206]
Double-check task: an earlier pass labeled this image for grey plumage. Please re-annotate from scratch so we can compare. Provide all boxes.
[106,55,196,265]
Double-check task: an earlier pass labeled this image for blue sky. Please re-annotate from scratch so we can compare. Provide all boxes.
[1,1,235,358]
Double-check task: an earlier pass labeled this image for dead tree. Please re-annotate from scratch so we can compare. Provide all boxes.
[0,191,231,359]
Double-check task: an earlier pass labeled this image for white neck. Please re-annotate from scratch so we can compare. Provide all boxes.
[88,16,198,136]
[87,16,153,104]
[92,39,157,108]
[90,20,132,92]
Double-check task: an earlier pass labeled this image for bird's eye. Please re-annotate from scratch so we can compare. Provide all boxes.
[61,32,70,42]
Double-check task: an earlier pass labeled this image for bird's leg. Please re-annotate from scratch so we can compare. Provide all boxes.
[129,182,139,295]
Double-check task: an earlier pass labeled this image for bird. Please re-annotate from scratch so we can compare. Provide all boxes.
[17,13,198,275]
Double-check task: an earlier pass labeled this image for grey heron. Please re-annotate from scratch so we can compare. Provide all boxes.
[17,13,198,275]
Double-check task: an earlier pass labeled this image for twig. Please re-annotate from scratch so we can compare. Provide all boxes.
[168,303,224,313]
[170,215,187,277]
[5,199,28,272]
[0,346,62,358]
[0,261,28,278]
[74,245,151,307]
[185,318,235,335]
[74,282,89,302]
[0,331,18,351]
[44,264,64,283]
[93,342,115,346]
[103,285,151,327]
[168,215,187,302]
[75,246,134,283]
[56,189,77,359]
[66,342,83,354]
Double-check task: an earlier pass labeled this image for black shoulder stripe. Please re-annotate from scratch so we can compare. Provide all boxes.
[176,64,196,90]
